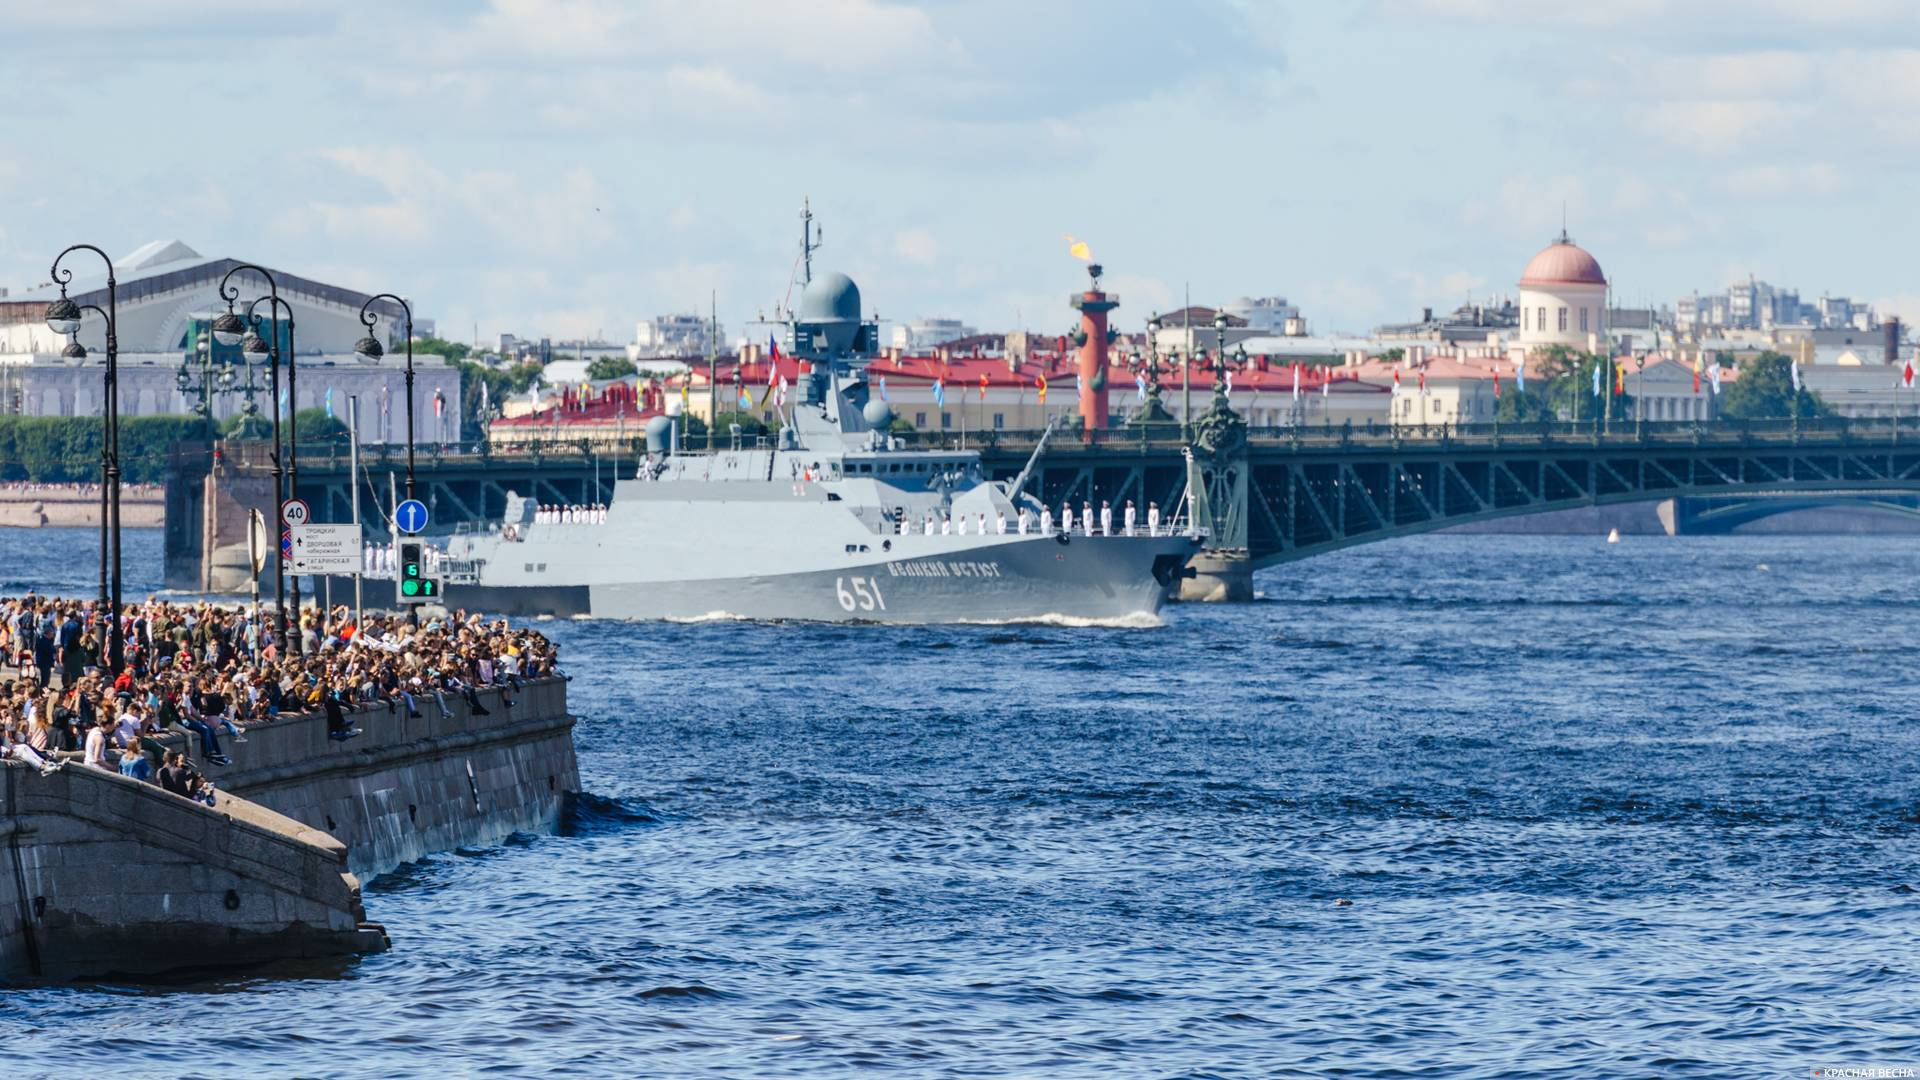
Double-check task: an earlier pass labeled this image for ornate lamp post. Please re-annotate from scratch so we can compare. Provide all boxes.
[44,244,125,671]
[353,294,416,498]
[211,265,289,647]
[1212,310,1231,410]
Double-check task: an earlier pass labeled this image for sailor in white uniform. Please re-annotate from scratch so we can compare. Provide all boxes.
[1123,500,1136,536]
[1082,501,1094,536]
[1016,508,1029,535]
[1147,501,1161,536]
[941,515,952,535]
[1039,506,1052,534]
[1099,501,1112,537]
[996,512,1007,535]
[977,512,988,535]
[1061,504,1074,535]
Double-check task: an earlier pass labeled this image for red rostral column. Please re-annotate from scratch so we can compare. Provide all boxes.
[1070,263,1118,442]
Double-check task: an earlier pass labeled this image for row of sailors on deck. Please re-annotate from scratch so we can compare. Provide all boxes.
[364,542,444,574]
[891,500,1166,538]
[534,504,608,525]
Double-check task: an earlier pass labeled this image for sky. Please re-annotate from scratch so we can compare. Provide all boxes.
[4,0,1920,346]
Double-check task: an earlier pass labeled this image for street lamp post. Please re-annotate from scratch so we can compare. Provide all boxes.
[245,294,302,641]
[211,266,289,650]
[44,244,124,672]
[353,294,416,498]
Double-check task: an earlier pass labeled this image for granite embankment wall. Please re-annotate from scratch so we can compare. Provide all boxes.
[0,490,164,528]
[192,677,580,881]
[0,761,382,981]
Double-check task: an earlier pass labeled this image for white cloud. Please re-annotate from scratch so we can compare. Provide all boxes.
[1713,163,1846,199]
[892,229,940,266]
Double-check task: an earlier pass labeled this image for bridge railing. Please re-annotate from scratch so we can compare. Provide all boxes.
[227,413,1920,472]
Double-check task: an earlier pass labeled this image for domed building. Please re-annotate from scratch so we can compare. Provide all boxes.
[1517,230,1607,350]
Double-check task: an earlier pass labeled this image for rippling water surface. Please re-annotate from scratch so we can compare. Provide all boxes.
[3,528,1918,1077]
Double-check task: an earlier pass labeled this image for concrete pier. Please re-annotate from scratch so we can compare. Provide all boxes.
[1,675,579,980]
[204,677,580,880]
[1179,548,1254,603]
[0,762,384,981]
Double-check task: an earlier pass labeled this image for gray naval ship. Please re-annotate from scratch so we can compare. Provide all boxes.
[444,270,1203,623]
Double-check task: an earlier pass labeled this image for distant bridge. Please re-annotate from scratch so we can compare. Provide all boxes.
[166,417,1920,593]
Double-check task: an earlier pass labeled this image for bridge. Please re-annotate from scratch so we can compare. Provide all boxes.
[166,416,1920,597]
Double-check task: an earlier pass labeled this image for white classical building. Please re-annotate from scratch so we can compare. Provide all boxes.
[0,241,461,443]
[1516,231,1608,349]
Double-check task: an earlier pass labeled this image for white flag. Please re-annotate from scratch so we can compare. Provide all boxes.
[1789,359,1802,393]
[1708,364,1722,396]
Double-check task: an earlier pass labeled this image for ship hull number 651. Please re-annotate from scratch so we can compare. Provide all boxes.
[834,576,888,612]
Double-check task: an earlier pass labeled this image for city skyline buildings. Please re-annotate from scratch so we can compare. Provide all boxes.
[3,3,1919,348]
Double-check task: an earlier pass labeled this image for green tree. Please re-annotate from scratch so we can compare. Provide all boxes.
[290,407,351,447]
[455,359,546,441]
[1718,351,1830,420]
[586,356,638,382]
[410,336,473,363]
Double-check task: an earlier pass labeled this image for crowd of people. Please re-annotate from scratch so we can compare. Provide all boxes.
[0,594,560,806]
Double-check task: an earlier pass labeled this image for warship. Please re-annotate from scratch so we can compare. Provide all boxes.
[443,244,1202,623]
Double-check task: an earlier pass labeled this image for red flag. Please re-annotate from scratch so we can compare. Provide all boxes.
[1493,369,1502,398]
[1905,358,1915,388]
[1392,369,1401,389]
[979,373,988,400]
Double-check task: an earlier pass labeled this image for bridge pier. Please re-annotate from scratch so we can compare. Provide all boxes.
[1179,548,1253,603]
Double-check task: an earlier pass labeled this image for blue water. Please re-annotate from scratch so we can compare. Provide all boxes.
[3,528,1918,1077]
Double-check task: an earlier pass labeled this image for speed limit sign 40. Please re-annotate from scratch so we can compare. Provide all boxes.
[280,499,311,527]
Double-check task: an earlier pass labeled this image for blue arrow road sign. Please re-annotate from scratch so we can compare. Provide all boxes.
[395,499,430,535]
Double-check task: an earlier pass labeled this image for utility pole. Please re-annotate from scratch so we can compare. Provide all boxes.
[706,290,717,451]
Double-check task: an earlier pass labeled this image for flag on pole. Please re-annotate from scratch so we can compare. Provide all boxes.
[1134,372,1147,402]
[1790,358,1802,393]
[1708,363,1722,396]
[432,387,446,419]
[1693,352,1702,395]
[1515,358,1526,394]
[1291,363,1301,401]
[480,379,490,417]
[1904,357,1915,388]
[324,387,334,419]
[932,375,945,408]
[679,378,690,407]
[766,336,780,385]
[979,373,988,401]
[1320,372,1329,398]
[776,374,789,408]
[1614,358,1626,396]
[878,376,888,402]
[1592,362,1602,398]
[1036,374,1048,404]
[1392,368,1402,391]
[1493,369,1502,398]
[1224,369,1235,395]
[737,384,753,409]
[1417,370,1427,397]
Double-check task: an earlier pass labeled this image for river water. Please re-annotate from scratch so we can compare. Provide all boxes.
[2,528,1916,1077]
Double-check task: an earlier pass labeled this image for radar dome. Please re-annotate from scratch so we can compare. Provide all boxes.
[799,272,862,323]
[644,414,672,453]
[863,398,894,429]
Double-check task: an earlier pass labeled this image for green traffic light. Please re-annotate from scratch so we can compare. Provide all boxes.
[401,580,421,597]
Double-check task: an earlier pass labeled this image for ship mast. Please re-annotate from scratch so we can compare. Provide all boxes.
[800,197,820,285]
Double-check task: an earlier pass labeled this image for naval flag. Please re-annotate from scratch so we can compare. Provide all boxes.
[1592,362,1602,398]
[1515,358,1526,394]
[1036,374,1048,404]
[1291,363,1301,401]
[1904,357,1915,388]
[1135,372,1147,402]
[1790,358,1803,394]
[878,376,888,402]
[932,375,945,408]
[1708,362,1722,396]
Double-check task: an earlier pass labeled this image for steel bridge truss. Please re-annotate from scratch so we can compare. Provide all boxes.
[1240,440,1920,566]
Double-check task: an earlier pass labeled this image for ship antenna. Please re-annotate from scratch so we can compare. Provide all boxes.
[801,197,819,285]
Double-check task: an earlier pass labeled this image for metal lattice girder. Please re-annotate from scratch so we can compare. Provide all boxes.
[203,419,1920,561]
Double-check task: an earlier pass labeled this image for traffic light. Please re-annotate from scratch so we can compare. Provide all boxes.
[395,540,440,603]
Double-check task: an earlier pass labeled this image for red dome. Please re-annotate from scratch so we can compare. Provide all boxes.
[1519,237,1605,287]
